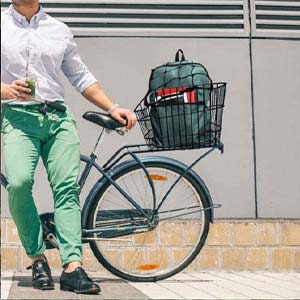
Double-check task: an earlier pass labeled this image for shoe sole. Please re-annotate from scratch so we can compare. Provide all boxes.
[61,285,100,294]
[33,285,55,290]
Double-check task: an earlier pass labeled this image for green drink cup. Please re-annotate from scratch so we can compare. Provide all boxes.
[25,78,36,98]
[20,75,36,100]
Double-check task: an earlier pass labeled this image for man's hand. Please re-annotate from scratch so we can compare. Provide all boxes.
[111,107,137,130]
[1,81,32,101]
[82,83,137,130]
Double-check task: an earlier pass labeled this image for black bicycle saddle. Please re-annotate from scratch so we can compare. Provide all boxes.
[83,111,126,130]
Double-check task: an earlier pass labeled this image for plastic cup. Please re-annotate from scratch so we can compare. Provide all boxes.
[19,75,36,100]
[25,77,36,98]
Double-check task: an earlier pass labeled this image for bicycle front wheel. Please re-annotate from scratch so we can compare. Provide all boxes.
[87,158,210,281]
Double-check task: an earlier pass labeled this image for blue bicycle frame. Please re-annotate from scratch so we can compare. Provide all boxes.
[0,136,222,242]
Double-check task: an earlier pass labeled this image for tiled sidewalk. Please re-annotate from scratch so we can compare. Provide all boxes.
[1,271,300,300]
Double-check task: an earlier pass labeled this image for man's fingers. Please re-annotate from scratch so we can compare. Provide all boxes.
[127,116,134,129]
[119,111,136,130]
[13,80,28,87]
[13,85,31,93]
[121,112,132,129]
[10,90,20,98]
[112,113,123,123]
[132,114,137,127]
[12,81,31,94]
[17,92,31,101]
[111,109,136,130]
[126,112,136,129]
[115,114,127,125]
[17,86,31,94]
[22,87,32,94]
[126,112,133,129]
[120,116,127,125]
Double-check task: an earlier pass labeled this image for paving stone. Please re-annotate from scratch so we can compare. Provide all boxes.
[1,272,14,300]
[128,282,182,299]
[159,281,216,299]
[212,271,300,299]
[239,272,300,292]
[3,271,300,300]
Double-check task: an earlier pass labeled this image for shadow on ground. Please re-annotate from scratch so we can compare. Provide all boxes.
[6,273,149,300]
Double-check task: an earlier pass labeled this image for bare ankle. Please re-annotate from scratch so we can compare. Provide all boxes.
[64,261,82,273]
[31,254,45,263]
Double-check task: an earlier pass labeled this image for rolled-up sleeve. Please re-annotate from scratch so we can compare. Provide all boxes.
[61,29,98,93]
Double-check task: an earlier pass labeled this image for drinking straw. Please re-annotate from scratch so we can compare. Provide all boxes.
[26,62,29,79]
[26,45,30,79]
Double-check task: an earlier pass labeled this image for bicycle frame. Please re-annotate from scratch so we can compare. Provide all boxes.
[77,127,222,240]
[0,123,223,243]
[79,152,155,239]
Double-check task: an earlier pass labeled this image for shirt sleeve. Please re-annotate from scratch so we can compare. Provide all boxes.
[61,28,98,93]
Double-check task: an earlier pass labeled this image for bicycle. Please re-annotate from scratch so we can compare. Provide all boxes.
[1,84,225,282]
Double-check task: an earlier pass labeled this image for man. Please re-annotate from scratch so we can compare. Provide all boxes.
[1,0,136,294]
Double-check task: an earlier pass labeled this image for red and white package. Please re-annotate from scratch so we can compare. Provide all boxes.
[154,86,197,104]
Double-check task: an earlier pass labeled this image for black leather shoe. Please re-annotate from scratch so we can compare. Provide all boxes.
[60,267,101,294]
[26,256,54,290]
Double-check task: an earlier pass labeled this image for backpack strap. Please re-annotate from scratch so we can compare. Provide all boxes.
[175,49,186,62]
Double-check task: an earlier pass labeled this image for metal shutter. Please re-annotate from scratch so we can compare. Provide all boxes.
[1,0,248,37]
[252,0,300,38]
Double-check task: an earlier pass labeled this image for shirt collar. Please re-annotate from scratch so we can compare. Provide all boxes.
[8,4,46,26]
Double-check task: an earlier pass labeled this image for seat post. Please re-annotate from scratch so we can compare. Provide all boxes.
[92,128,108,158]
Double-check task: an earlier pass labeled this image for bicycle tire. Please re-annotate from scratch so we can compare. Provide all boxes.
[87,157,210,282]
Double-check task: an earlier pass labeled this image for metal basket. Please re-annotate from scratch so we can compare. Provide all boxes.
[134,83,226,151]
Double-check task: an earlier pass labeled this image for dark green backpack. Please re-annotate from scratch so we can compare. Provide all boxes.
[145,49,213,149]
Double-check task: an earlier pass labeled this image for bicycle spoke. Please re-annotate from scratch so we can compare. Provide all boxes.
[105,190,132,209]
[158,188,194,212]
[90,164,208,280]
[100,199,130,212]
[156,170,169,201]
[131,171,150,210]
[157,171,176,202]
[138,169,149,210]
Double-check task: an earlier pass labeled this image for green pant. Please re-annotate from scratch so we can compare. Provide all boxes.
[1,103,82,267]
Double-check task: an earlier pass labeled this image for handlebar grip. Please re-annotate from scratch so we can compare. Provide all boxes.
[46,101,66,112]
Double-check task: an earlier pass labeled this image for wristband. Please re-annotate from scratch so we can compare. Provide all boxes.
[107,103,119,115]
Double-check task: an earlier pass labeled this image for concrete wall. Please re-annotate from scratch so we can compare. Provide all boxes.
[252,40,300,218]
[1,37,300,219]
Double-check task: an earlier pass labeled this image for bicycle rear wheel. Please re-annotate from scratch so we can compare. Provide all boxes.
[87,158,210,281]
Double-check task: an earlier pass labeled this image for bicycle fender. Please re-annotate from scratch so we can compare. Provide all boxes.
[81,156,214,228]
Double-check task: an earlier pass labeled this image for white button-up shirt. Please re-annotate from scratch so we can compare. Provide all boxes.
[1,4,97,104]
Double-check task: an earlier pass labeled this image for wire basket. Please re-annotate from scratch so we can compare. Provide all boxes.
[134,83,226,151]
